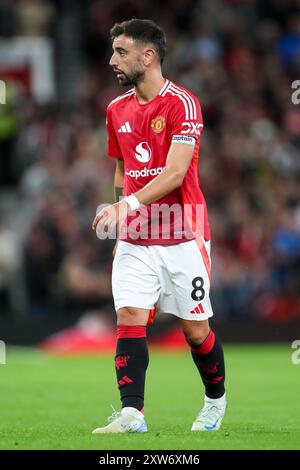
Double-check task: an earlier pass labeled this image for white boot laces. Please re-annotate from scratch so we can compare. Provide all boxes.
[107,405,121,423]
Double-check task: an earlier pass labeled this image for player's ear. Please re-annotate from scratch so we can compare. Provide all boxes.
[143,47,156,66]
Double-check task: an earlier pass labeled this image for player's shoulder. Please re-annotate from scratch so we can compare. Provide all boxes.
[162,80,200,120]
[107,88,135,113]
[162,80,199,103]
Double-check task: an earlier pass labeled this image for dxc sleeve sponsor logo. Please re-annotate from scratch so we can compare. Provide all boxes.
[180,122,203,135]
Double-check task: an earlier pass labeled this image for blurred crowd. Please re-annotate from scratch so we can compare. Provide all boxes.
[1,0,300,324]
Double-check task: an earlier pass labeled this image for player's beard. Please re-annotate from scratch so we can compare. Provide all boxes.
[118,64,145,87]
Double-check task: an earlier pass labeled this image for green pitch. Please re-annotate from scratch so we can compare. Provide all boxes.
[0,344,299,450]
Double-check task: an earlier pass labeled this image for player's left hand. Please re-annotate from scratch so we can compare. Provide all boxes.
[92,200,129,236]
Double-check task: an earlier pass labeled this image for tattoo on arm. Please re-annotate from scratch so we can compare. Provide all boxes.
[114,186,123,203]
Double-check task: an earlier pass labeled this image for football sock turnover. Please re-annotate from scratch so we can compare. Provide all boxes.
[115,325,148,412]
[190,330,225,399]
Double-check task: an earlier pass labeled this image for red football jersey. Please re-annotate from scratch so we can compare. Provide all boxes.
[106,79,211,246]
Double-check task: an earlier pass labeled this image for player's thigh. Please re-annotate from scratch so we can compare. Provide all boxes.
[112,241,160,312]
[159,240,213,321]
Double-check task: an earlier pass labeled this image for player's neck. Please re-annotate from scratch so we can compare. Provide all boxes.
[134,72,166,104]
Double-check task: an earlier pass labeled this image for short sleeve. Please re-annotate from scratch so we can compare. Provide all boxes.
[170,95,203,141]
[106,107,123,159]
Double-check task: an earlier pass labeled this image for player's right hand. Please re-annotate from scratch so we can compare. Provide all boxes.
[92,200,129,238]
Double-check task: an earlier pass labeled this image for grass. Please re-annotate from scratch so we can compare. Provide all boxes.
[0,344,299,450]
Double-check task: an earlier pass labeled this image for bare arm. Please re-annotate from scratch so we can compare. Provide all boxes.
[114,159,124,202]
[92,142,195,232]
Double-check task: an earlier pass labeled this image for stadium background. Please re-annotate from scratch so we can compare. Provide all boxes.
[1,0,300,347]
[0,0,300,452]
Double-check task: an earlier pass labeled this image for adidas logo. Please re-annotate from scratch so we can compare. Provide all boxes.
[118,375,134,386]
[118,121,132,133]
[190,303,205,314]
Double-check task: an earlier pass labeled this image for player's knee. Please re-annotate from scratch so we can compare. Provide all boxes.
[117,307,148,326]
[182,322,210,347]
[117,307,136,325]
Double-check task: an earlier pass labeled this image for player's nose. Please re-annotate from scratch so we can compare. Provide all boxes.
[109,53,118,67]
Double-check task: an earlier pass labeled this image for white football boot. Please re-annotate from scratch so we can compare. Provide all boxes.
[92,406,148,434]
[192,395,227,431]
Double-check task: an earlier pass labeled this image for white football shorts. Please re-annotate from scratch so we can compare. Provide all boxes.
[112,239,214,322]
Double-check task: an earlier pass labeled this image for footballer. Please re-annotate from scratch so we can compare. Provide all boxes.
[92,18,226,433]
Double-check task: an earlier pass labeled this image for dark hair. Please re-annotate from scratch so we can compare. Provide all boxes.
[110,18,166,65]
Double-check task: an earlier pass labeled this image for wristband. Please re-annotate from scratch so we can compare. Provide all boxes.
[124,194,141,212]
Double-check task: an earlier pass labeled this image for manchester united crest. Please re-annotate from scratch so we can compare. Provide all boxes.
[151,116,165,133]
